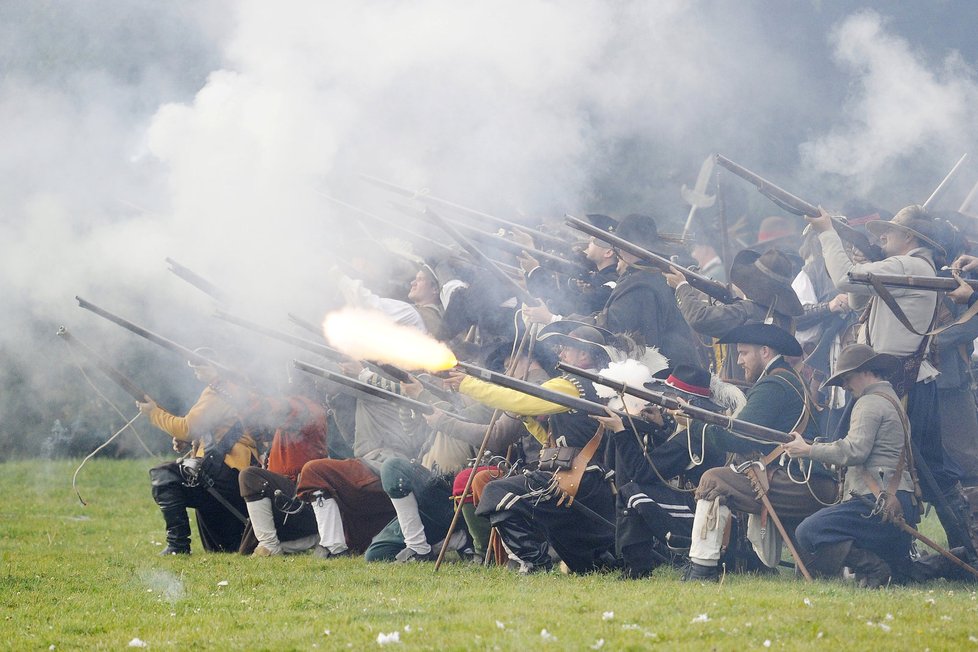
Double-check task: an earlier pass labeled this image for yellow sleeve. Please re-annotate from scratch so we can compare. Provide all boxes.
[148,388,235,443]
[458,376,580,416]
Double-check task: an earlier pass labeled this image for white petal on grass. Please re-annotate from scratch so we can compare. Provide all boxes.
[691,614,710,623]
[495,621,505,630]
[803,598,812,607]
[763,640,771,648]
[602,611,614,621]
[591,639,605,650]
[217,580,229,587]
[376,631,400,645]
[541,629,557,642]
[128,639,148,648]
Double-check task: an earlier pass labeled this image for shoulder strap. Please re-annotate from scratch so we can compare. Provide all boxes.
[768,367,813,436]
[858,391,912,502]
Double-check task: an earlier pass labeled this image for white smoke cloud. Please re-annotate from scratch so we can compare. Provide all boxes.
[800,10,978,200]
[4,1,978,450]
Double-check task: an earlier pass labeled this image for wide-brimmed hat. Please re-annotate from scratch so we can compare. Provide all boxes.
[820,343,901,389]
[866,205,946,256]
[538,320,626,364]
[716,322,802,357]
[729,249,803,317]
[614,213,677,257]
[749,215,802,252]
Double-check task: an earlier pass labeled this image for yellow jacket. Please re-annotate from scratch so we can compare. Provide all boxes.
[149,386,257,471]
[458,376,579,444]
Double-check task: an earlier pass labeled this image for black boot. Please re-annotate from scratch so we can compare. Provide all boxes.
[159,506,191,555]
[844,548,891,589]
[491,513,552,574]
[806,540,853,579]
[682,560,720,582]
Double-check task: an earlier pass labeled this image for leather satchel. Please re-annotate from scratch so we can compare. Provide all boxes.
[537,446,579,472]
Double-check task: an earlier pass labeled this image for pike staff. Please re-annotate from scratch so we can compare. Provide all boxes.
[432,324,538,571]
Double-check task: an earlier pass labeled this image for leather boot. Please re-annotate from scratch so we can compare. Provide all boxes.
[806,540,853,579]
[844,547,891,589]
[491,513,552,573]
[159,506,191,555]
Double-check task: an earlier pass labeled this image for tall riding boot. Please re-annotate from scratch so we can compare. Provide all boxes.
[159,506,192,555]
[940,484,975,552]
[844,547,892,589]
[806,540,853,579]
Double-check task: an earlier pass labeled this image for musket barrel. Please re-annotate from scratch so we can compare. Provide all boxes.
[715,154,884,261]
[556,362,793,445]
[847,271,978,292]
[320,194,457,256]
[564,214,738,304]
[165,258,228,303]
[75,296,237,376]
[215,310,346,361]
[391,203,589,277]
[57,326,148,401]
[426,211,537,304]
[360,173,571,249]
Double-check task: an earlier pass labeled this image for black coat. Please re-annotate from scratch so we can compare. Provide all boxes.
[602,266,701,367]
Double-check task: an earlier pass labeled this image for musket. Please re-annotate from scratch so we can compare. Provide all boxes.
[215,309,349,361]
[564,214,739,304]
[288,313,326,338]
[426,210,537,305]
[360,173,571,250]
[557,362,794,445]
[292,360,469,421]
[847,271,978,293]
[57,326,148,401]
[390,203,590,277]
[456,361,658,431]
[714,154,885,262]
[165,258,229,304]
[923,153,968,210]
[319,194,457,257]
[75,296,245,382]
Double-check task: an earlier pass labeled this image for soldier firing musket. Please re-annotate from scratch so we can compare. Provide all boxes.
[806,203,978,558]
[714,153,884,262]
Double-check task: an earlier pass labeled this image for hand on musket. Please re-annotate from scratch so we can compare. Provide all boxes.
[948,269,977,305]
[522,301,555,325]
[782,431,812,458]
[803,206,835,234]
[590,406,625,432]
[518,250,540,275]
[444,370,466,392]
[662,265,686,290]
[136,395,157,417]
[951,254,978,274]
[400,375,424,399]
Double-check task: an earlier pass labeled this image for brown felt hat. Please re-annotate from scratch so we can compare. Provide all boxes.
[729,248,803,317]
[865,205,946,256]
[820,344,901,389]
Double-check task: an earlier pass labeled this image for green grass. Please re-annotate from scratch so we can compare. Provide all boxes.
[2,459,977,650]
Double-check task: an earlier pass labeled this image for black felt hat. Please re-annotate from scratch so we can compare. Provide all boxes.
[716,322,802,357]
[729,249,803,317]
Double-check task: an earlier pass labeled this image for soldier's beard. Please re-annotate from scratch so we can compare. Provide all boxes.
[743,364,762,385]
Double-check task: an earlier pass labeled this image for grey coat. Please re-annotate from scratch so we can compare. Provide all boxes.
[808,381,914,497]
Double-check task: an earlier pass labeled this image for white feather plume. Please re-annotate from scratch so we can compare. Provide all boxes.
[594,359,658,413]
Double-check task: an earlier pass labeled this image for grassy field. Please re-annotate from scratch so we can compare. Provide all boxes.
[2,459,977,650]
